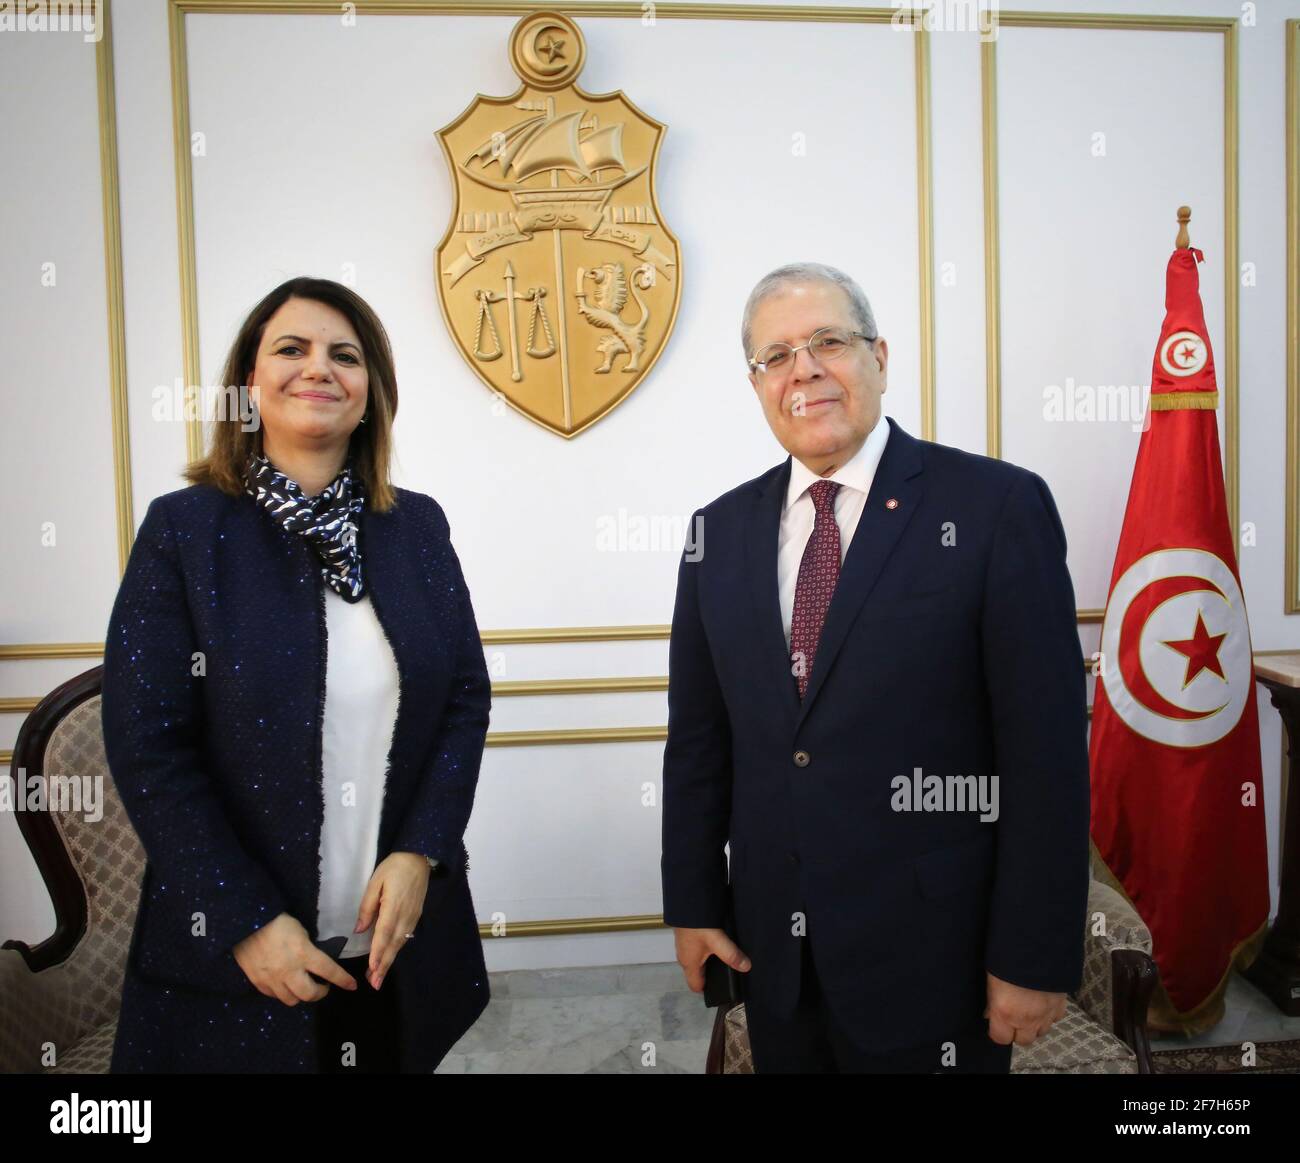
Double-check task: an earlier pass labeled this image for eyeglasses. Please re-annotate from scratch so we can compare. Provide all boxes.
[748,326,875,377]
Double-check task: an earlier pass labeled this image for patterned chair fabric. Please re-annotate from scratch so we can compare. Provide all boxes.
[1073,877,1153,1029]
[0,694,143,1074]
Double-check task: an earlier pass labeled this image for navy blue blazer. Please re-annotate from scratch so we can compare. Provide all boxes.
[661,417,1091,1053]
[101,481,491,1073]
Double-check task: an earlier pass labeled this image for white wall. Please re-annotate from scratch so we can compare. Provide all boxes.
[3,0,1297,972]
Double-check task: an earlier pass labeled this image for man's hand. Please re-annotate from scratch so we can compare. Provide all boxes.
[984,971,1067,1046]
[233,912,358,1005]
[354,851,431,991]
[672,926,752,992]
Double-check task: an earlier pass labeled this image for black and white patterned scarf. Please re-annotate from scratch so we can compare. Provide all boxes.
[243,451,366,602]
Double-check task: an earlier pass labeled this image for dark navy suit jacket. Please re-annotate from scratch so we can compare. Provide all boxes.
[661,417,1090,1052]
[101,482,491,1072]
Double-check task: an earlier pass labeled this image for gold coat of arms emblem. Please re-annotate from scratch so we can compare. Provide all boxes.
[435,11,682,437]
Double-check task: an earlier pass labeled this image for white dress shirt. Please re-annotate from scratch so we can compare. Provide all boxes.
[317,588,401,959]
[778,410,891,648]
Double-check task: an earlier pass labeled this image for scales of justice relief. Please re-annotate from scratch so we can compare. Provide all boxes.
[435,10,682,437]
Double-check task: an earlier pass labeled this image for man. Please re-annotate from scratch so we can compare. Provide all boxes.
[660,263,1090,1073]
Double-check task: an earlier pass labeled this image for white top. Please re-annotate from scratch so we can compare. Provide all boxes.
[778,410,891,648]
[317,588,401,959]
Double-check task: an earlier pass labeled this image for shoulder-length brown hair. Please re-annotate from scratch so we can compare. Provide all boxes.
[184,277,399,512]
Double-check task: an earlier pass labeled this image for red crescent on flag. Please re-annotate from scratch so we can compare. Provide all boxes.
[1117,574,1227,721]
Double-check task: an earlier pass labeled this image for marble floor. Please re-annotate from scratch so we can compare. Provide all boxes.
[436,963,1300,1074]
[436,962,715,1074]
[1148,972,1300,1053]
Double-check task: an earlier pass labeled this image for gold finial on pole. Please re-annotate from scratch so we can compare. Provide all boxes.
[1176,205,1192,249]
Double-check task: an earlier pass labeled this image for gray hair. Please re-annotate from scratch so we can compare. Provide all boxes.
[740,262,878,361]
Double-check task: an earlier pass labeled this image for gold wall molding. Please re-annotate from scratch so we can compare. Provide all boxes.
[981,11,1240,554]
[1288,20,1299,614]
[487,725,666,747]
[913,9,936,442]
[9,0,134,660]
[481,623,669,644]
[98,0,133,575]
[166,3,922,26]
[0,644,109,662]
[478,912,664,938]
[493,675,667,695]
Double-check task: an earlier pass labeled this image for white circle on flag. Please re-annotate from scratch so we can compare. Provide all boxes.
[1158,330,1208,378]
[1099,548,1251,748]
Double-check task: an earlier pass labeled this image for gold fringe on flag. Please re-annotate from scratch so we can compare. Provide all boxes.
[1148,391,1220,411]
[1145,922,1269,1037]
[1090,845,1270,1037]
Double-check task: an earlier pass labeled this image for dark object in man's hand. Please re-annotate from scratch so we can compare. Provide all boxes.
[703,953,740,1008]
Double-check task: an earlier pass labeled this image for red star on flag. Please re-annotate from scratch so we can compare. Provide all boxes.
[1162,610,1227,687]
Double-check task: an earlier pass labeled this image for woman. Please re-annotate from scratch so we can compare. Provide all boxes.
[102,277,491,1073]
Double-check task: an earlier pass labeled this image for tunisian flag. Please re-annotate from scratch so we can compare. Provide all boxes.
[1089,240,1270,1031]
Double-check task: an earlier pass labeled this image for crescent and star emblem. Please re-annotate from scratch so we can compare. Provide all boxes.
[1158,330,1208,378]
[1099,548,1251,749]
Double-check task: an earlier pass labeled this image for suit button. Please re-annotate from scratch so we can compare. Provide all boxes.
[793,750,810,767]
[789,852,801,865]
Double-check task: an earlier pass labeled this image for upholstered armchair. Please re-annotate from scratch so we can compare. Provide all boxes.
[1,666,140,1073]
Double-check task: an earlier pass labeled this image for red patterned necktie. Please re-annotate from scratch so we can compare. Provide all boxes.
[790,479,842,700]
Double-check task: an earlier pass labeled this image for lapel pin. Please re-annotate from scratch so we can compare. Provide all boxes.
[885,498,899,510]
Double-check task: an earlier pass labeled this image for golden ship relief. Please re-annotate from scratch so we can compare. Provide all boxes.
[435,11,682,437]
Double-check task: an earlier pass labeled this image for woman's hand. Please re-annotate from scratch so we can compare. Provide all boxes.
[354,852,431,990]
[233,912,358,1005]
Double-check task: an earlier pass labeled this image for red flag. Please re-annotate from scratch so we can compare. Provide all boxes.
[1089,243,1270,1026]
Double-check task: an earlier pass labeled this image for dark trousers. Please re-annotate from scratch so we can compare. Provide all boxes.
[745,936,1013,1074]
[315,953,403,1074]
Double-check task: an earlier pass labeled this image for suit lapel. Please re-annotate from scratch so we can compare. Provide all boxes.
[795,417,926,728]
[744,457,801,723]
